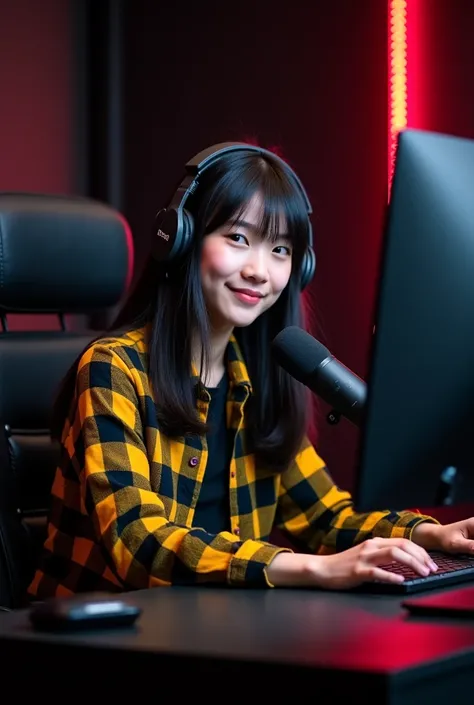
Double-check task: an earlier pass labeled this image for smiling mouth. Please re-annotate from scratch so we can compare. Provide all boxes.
[228,286,265,297]
[227,286,265,304]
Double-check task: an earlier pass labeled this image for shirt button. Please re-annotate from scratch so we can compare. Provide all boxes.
[189,456,199,467]
[234,527,240,536]
[230,471,235,478]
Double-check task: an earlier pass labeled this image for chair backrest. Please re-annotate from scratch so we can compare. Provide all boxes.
[0,193,133,609]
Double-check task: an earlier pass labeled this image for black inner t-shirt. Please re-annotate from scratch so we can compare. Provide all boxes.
[193,374,234,534]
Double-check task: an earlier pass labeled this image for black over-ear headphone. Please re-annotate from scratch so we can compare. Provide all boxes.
[153,142,316,291]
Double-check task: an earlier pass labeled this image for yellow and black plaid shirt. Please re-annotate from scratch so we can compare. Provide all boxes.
[29,326,432,599]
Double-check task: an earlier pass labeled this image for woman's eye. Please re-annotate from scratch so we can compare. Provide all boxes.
[273,245,291,256]
[228,233,248,245]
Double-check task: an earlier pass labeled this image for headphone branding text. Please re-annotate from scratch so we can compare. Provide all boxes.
[157,229,170,241]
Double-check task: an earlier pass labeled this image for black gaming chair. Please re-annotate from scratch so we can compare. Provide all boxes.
[0,193,133,610]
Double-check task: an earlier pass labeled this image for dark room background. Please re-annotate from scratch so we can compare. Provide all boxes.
[1,0,473,494]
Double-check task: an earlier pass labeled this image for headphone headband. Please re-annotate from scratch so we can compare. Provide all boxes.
[183,142,312,217]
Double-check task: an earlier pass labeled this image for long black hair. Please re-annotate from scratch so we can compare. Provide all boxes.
[53,147,313,472]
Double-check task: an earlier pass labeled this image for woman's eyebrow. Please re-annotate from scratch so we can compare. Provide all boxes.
[228,218,290,240]
[228,218,256,231]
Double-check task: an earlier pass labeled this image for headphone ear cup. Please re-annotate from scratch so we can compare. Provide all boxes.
[153,207,178,263]
[300,246,316,291]
[153,207,195,263]
[178,209,195,259]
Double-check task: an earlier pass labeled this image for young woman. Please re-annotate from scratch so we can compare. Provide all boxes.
[29,142,474,599]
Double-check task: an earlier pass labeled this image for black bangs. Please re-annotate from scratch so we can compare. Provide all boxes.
[190,150,310,266]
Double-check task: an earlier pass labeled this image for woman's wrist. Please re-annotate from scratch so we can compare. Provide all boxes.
[411,521,442,550]
[266,551,327,588]
[266,551,312,587]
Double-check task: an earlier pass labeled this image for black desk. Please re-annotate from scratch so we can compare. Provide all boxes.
[1,586,474,703]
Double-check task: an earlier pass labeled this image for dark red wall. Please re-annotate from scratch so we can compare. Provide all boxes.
[0,0,74,193]
[408,0,474,140]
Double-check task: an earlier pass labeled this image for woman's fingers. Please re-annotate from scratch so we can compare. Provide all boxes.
[368,537,438,573]
[363,565,406,584]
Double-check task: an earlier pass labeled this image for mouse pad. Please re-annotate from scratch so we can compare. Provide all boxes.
[402,585,474,617]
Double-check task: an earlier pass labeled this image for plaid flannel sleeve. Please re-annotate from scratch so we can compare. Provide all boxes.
[275,436,437,553]
[75,344,288,589]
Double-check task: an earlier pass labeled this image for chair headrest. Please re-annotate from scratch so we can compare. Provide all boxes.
[0,193,134,313]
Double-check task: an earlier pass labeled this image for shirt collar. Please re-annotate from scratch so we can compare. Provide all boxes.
[191,334,252,394]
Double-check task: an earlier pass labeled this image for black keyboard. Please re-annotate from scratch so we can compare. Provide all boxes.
[359,551,474,594]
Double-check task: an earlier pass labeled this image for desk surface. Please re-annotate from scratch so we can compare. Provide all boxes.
[1,586,474,703]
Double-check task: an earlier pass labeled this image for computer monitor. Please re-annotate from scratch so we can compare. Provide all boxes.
[355,128,474,512]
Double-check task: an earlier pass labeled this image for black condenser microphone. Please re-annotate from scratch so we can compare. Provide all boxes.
[272,326,367,427]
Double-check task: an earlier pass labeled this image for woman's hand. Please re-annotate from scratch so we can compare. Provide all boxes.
[310,537,438,589]
[412,518,474,554]
[267,537,438,590]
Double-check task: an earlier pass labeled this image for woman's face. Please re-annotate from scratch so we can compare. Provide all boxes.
[200,193,293,332]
